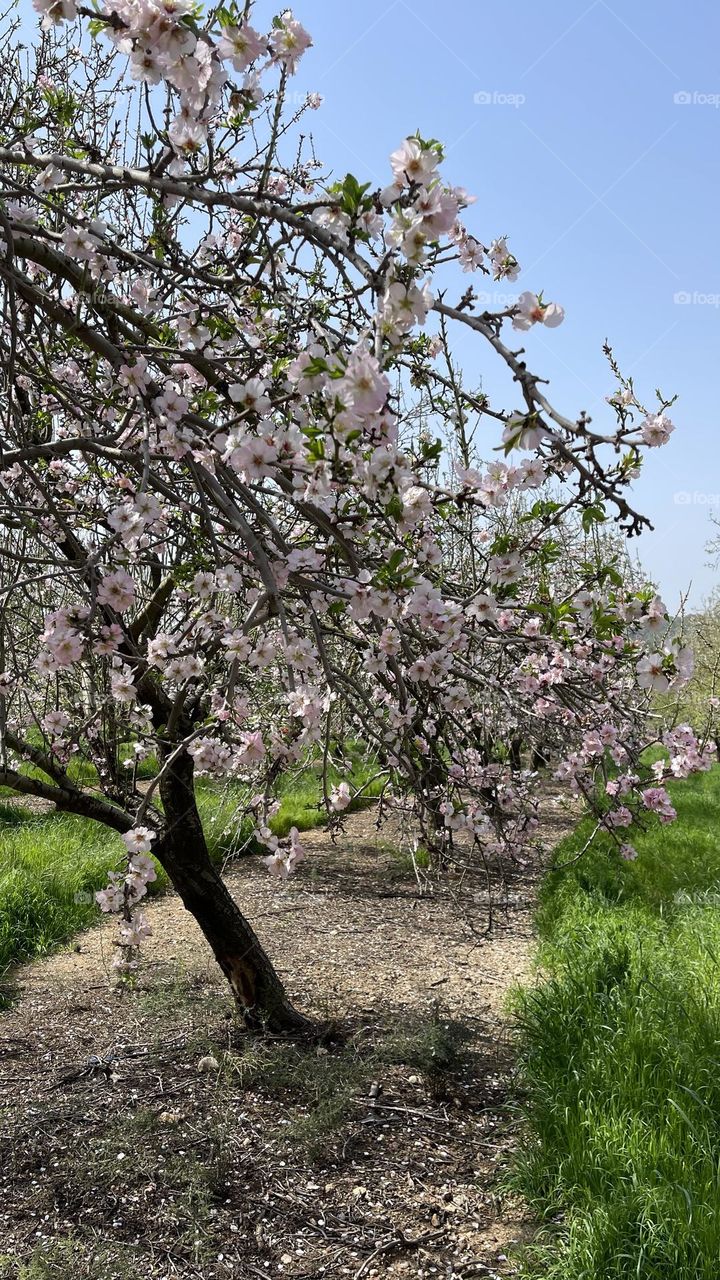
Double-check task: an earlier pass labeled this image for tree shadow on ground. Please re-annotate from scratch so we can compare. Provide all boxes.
[0,988,523,1280]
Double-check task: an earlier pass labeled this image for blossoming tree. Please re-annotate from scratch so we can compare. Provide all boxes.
[0,1,709,1030]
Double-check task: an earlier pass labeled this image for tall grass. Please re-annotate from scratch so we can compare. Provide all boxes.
[0,809,131,981]
[511,765,720,1279]
[0,745,385,980]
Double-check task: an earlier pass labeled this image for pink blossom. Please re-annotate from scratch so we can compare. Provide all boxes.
[641,786,676,823]
[512,291,565,331]
[270,12,312,73]
[42,709,69,737]
[606,806,633,828]
[329,781,351,811]
[390,138,439,187]
[635,653,669,693]
[640,414,674,447]
[118,912,152,947]
[338,351,389,418]
[228,377,271,414]
[122,827,156,855]
[217,22,267,71]
[32,0,76,27]
[118,357,149,397]
[237,730,265,767]
[502,413,548,451]
[97,569,136,613]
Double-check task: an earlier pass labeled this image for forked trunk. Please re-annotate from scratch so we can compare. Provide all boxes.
[156,754,315,1034]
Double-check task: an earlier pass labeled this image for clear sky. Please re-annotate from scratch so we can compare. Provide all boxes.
[282,0,719,609]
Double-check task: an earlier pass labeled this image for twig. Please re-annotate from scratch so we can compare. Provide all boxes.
[354,1227,446,1279]
[355,1099,463,1125]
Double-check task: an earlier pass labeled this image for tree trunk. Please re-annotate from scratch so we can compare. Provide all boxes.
[156,753,316,1034]
[508,734,523,773]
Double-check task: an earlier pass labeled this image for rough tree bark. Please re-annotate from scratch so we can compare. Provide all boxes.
[156,752,316,1034]
[0,750,316,1034]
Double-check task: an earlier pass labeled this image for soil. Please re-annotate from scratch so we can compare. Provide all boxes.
[0,792,577,1279]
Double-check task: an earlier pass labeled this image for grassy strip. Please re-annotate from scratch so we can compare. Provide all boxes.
[0,748,384,980]
[510,764,720,1279]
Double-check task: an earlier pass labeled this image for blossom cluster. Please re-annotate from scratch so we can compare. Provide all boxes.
[96,827,157,972]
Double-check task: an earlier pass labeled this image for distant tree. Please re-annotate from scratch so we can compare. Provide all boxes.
[662,592,720,751]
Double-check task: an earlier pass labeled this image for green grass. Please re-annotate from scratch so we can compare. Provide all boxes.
[195,742,385,857]
[0,812,134,980]
[0,1241,140,1279]
[0,745,385,979]
[510,763,720,1279]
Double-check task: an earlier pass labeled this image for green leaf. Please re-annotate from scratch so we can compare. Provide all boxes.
[581,504,607,533]
[420,437,443,464]
[336,172,372,217]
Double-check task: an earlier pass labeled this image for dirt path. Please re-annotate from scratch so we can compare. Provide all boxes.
[0,794,576,1280]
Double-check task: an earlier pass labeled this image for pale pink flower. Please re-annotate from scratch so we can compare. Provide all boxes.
[42,709,69,737]
[640,414,674,447]
[98,569,136,613]
[217,22,267,71]
[329,781,351,812]
[118,912,152,947]
[122,827,156,855]
[118,357,150,397]
[32,0,76,27]
[641,786,676,823]
[228,377,271,414]
[390,137,439,187]
[512,291,564,331]
[35,164,63,193]
[271,12,312,73]
[636,653,669,693]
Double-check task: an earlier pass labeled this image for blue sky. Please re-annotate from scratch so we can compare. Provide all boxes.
[285,0,720,609]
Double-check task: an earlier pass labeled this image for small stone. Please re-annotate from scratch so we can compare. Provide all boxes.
[198,1054,220,1072]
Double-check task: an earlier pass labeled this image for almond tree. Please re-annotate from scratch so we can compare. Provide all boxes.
[0,2,706,1030]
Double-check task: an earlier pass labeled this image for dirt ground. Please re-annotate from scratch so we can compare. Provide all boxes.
[0,794,577,1280]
